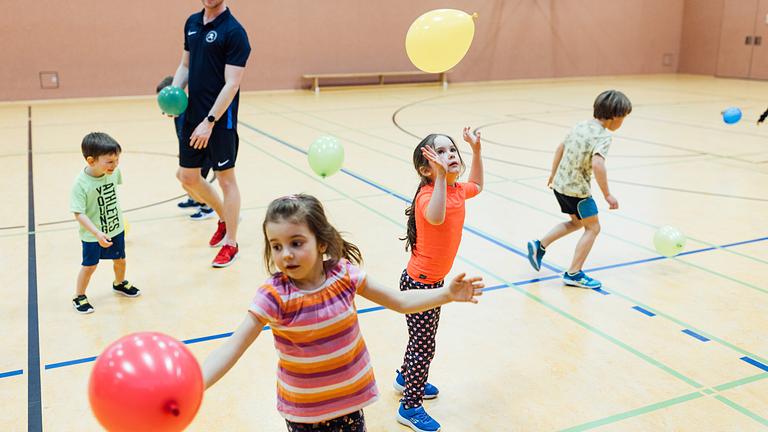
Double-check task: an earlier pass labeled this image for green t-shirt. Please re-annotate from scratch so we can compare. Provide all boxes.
[552,119,611,198]
[69,168,124,242]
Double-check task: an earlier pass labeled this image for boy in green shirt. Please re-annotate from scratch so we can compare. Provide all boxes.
[69,132,140,314]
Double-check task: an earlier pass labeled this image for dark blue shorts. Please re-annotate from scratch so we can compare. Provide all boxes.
[82,231,126,266]
[554,190,598,220]
[179,122,239,171]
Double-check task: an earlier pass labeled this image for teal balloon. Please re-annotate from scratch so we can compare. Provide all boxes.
[653,226,686,257]
[308,136,344,178]
[157,86,188,115]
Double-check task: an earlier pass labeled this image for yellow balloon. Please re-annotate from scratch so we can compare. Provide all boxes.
[124,220,130,236]
[406,9,476,73]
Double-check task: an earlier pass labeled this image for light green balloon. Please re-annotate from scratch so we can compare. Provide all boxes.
[308,136,344,178]
[653,225,686,257]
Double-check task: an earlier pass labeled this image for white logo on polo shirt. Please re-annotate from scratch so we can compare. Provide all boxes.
[187,31,197,36]
[206,31,217,43]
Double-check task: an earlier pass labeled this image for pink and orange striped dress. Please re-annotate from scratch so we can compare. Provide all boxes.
[249,259,379,423]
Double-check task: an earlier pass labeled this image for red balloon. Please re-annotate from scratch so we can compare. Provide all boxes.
[89,332,203,432]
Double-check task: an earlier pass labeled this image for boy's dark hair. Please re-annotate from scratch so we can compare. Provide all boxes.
[81,132,122,159]
[262,194,362,275]
[156,76,173,94]
[593,90,632,120]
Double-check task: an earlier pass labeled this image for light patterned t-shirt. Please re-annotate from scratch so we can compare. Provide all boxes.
[249,259,379,423]
[69,168,124,242]
[552,119,611,198]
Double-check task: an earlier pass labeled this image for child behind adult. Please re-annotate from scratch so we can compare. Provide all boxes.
[526,90,632,289]
[396,127,483,432]
[201,194,484,431]
[156,76,215,221]
[70,132,140,314]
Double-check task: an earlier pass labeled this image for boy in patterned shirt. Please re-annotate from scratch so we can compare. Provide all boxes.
[526,90,632,289]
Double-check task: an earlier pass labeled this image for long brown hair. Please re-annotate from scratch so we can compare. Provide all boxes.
[262,194,362,274]
[401,134,465,252]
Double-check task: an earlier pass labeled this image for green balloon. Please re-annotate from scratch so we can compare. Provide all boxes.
[653,225,686,257]
[157,86,188,115]
[308,136,344,178]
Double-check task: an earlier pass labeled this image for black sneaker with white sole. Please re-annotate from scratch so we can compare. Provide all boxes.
[73,295,94,314]
[113,280,141,297]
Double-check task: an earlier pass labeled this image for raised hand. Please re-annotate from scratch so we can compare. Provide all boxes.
[421,145,448,176]
[463,127,481,153]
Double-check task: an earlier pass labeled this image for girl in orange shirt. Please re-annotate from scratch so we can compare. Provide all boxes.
[395,128,484,432]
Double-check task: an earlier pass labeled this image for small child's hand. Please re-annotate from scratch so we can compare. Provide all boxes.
[421,146,448,176]
[97,232,113,248]
[447,273,484,303]
[463,127,481,152]
[605,194,619,210]
[547,175,554,188]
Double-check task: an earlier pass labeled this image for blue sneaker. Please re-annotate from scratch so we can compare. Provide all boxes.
[393,370,439,399]
[177,198,201,209]
[562,271,602,289]
[527,240,545,271]
[397,404,441,432]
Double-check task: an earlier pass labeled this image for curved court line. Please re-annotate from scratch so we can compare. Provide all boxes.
[390,95,768,202]
[240,118,768,351]
[393,87,768,167]
[238,125,766,369]
[240,102,768,353]
[475,120,701,158]
[33,130,768,428]
[241,122,768,371]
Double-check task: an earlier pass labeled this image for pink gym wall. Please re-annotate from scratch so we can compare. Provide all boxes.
[2,0,687,101]
[679,0,725,75]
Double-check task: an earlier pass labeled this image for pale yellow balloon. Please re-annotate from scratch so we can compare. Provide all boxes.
[406,9,476,73]
[124,220,130,236]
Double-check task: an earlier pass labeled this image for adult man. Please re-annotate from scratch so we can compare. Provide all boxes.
[171,0,250,267]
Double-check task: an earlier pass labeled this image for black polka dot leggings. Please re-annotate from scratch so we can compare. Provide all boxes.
[399,270,444,409]
[285,410,365,431]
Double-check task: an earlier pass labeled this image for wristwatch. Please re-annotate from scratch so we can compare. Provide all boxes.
[206,115,216,123]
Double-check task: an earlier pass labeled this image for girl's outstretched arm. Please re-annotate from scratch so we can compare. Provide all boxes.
[202,312,264,389]
[358,273,484,314]
[463,127,484,192]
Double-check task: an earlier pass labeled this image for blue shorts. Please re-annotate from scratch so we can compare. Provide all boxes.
[554,190,598,220]
[82,231,126,266]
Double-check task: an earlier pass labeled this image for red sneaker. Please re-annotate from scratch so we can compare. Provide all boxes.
[209,220,227,247]
[212,244,239,268]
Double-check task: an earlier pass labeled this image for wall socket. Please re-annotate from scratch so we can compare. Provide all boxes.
[662,53,674,67]
[39,71,59,89]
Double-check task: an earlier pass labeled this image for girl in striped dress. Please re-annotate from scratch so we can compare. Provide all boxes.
[201,194,484,431]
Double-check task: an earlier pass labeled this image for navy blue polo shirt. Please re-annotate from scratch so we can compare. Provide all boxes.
[184,8,250,130]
